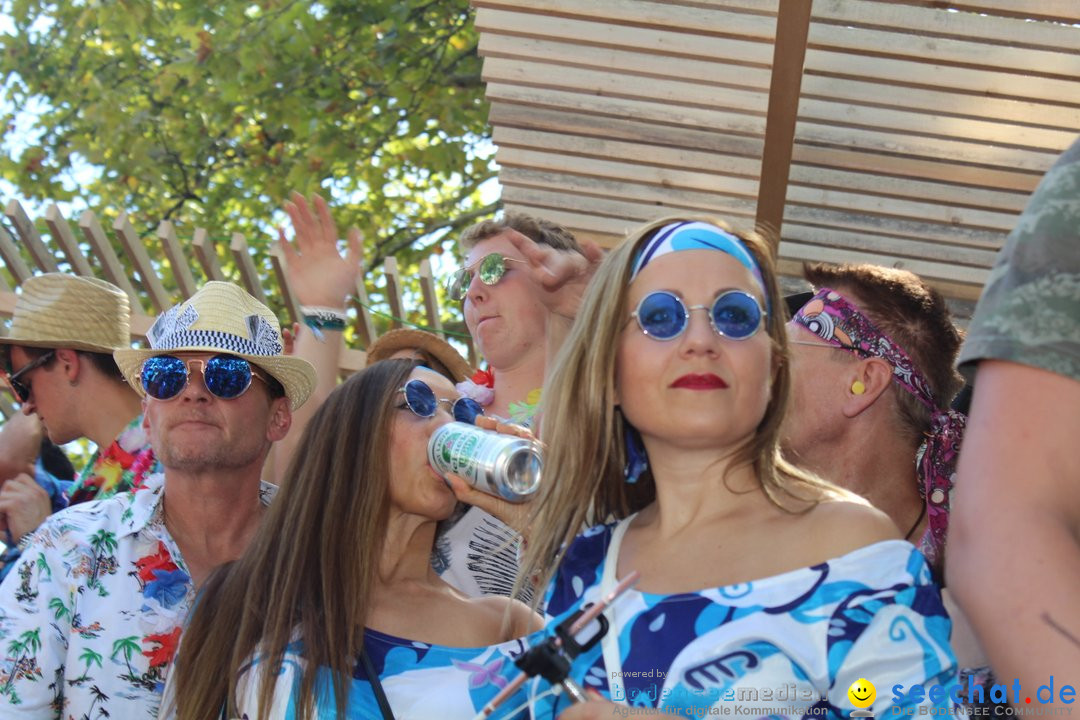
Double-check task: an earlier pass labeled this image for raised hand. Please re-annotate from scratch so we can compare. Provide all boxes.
[443,415,537,538]
[278,191,364,309]
[505,232,605,320]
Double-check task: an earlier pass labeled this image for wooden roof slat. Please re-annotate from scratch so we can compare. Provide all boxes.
[0,226,33,285]
[779,238,989,290]
[798,98,1078,152]
[418,259,443,334]
[77,210,140,304]
[484,83,768,136]
[783,205,1006,249]
[501,185,756,226]
[806,47,1080,105]
[489,104,766,157]
[6,200,59,273]
[474,1,778,40]
[782,222,1000,267]
[785,185,1020,232]
[898,0,1080,28]
[801,74,1080,131]
[157,221,198,299]
[499,165,759,215]
[795,120,1062,173]
[493,127,762,177]
[479,32,773,89]
[268,246,301,327]
[112,212,171,314]
[808,20,1080,79]
[229,233,268,305]
[382,257,406,330]
[814,0,1080,51]
[476,9,775,69]
[481,57,769,115]
[494,141,761,190]
[44,204,94,277]
[792,144,1043,192]
[788,164,1031,215]
[191,228,227,283]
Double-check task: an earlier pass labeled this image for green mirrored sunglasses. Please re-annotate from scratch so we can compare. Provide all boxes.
[446,253,527,301]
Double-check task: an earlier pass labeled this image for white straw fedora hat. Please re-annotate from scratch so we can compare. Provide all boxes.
[0,273,130,352]
[114,282,316,410]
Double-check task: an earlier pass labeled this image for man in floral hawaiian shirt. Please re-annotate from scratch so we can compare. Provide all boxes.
[0,282,315,718]
[0,274,157,580]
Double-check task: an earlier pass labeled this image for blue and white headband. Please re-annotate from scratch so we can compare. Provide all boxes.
[630,221,768,303]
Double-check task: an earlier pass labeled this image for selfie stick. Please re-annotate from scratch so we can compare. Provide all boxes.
[473,570,641,719]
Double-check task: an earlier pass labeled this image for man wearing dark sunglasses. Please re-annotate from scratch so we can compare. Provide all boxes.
[0,274,154,575]
[0,282,316,718]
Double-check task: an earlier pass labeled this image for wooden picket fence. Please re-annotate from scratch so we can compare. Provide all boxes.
[0,199,475,419]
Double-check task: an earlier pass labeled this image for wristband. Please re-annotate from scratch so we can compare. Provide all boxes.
[300,305,348,342]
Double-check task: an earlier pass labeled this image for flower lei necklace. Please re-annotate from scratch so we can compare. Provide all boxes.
[455,367,542,426]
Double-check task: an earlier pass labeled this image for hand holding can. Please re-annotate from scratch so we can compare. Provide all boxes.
[427,422,542,503]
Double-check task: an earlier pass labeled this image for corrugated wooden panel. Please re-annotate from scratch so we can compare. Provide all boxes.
[476,0,1080,300]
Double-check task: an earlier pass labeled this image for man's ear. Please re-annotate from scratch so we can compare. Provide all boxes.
[53,348,80,383]
[841,357,893,419]
[267,398,292,443]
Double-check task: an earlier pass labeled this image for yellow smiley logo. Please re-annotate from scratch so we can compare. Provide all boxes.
[848,678,876,708]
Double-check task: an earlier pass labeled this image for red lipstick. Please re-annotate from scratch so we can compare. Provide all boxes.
[671,373,728,389]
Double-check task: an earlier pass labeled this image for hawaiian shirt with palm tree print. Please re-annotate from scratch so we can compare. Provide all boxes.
[0,473,275,719]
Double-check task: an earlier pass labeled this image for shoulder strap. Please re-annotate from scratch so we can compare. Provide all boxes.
[360,646,397,720]
[600,515,635,702]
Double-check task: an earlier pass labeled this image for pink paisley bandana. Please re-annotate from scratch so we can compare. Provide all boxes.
[792,288,966,577]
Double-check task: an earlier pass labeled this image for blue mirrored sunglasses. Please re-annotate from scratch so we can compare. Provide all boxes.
[630,290,764,341]
[398,379,484,424]
[141,354,265,401]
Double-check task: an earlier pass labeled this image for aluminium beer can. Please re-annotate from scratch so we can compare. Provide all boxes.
[427,422,542,503]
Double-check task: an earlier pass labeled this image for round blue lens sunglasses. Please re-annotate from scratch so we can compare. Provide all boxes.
[630,290,765,341]
[141,354,267,401]
[398,379,484,424]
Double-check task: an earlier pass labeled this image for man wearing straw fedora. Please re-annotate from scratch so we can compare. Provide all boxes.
[0,274,155,575]
[0,281,314,718]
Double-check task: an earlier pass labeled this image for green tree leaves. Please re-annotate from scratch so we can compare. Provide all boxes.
[0,0,496,273]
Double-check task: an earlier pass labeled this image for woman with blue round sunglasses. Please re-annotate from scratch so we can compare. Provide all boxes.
[168,360,541,720]
[514,217,958,718]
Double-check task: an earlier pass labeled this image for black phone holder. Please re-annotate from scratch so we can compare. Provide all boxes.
[514,604,608,687]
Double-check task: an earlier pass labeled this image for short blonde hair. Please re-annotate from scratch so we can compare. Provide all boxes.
[458,211,582,254]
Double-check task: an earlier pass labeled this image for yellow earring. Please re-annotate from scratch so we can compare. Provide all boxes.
[851,380,866,395]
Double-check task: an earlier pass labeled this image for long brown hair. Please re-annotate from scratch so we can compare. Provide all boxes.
[173,359,416,720]
[516,215,839,606]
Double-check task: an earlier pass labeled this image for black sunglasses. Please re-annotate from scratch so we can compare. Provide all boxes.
[4,350,56,403]
[5,350,56,403]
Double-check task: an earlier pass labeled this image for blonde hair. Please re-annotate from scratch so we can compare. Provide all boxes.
[516,215,838,604]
